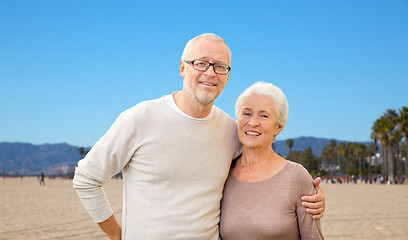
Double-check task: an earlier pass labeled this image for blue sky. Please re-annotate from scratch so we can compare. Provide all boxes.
[1,0,407,147]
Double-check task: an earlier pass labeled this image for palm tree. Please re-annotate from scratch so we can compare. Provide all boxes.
[351,143,366,179]
[401,139,408,183]
[300,147,317,173]
[372,119,384,180]
[383,110,398,183]
[372,110,399,183]
[321,140,336,176]
[290,150,302,163]
[364,143,377,178]
[286,139,294,156]
[399,106,408,183]
[389,129,402,179]
[372,117,388,182]
[78,147,85,159]
[334,143,347,175]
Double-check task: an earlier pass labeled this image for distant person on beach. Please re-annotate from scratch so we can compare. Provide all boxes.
[39,172,45,186]
[220,82,324,239]
[73,33,326,240]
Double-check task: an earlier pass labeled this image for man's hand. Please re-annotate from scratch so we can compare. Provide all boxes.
[301,177,325,220]
[98,215,122,240]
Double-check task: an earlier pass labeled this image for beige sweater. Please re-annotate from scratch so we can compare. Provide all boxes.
[73,93,241,239]
[220,161,324,240]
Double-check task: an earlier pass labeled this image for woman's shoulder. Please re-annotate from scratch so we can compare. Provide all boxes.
[285,161,314,182]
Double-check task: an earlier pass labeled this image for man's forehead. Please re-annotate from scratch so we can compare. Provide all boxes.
[191,39,231,63]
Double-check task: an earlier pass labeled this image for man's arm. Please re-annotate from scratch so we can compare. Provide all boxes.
[98,215,122,240]
[73,168,116,222]
[301,177,326,220]
[73,108,138,238]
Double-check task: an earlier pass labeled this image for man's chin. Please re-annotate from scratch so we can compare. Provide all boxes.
[195,93,219,105]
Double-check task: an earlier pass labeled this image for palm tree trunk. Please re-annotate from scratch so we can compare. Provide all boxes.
[368,159,371,178]
[388,147,394,184]
[382,145,388,182]
[358,156,362,179]
[405,144,408,183]
[396,146,402,179]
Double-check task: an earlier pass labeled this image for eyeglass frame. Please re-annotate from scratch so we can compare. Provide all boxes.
[184,59,231,75]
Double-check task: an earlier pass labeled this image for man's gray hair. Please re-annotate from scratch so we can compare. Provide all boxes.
[181,33,231,64]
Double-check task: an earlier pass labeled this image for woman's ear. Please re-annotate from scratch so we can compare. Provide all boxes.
[275,125,283,135]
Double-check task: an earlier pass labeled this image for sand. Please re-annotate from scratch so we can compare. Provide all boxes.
[1,177,407,240]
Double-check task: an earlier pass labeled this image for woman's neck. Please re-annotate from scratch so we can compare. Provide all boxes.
[233,146,287,182]
[238,146,276,168]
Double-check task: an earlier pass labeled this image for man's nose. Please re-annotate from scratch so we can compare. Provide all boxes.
[204,65,217,76]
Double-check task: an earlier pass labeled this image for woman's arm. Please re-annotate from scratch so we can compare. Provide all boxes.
[301,177,326,220]
[296,167,324,239]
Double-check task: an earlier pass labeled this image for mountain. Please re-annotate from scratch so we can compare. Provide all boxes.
[0,137,372,176]
[0,142,88,176]
[274,136,373,157]
[273,136,372,157]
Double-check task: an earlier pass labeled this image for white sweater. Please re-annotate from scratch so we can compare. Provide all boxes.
[73,94,241,239]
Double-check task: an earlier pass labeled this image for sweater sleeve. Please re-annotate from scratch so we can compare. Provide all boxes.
[294,164,325,240]
[72,107,139,223]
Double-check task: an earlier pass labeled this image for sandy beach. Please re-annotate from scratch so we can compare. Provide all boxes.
[1,177,407,240]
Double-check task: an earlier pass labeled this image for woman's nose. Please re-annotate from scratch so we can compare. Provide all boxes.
[248,116,259,126]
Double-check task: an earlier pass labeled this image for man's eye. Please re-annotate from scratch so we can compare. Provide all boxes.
[195,61,207,66]
[215,65,226,70]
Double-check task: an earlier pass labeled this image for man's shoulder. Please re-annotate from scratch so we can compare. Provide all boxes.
[127,96,167,111]
[116,96,168,122]
[212,105,236,123]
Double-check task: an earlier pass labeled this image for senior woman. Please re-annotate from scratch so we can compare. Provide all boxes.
[220,82,324,240]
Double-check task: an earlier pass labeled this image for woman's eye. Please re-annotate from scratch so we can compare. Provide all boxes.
[243,112,251,116]
[261,115,269,118]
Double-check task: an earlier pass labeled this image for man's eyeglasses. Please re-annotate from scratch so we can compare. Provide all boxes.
[184,60,231,75]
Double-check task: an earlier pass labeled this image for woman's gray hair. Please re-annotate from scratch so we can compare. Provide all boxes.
[181,33,231,64]
[235,81,289,137]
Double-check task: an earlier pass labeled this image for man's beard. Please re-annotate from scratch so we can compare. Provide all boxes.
[188,86,220,105]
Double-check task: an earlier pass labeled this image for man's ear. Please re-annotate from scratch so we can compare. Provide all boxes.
[180,61,185,78]
[225,72,230,84]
